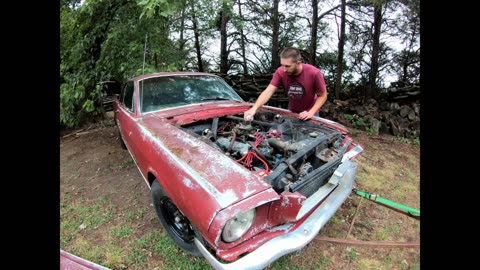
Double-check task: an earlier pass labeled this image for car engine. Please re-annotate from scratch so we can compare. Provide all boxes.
[180,110,351,198]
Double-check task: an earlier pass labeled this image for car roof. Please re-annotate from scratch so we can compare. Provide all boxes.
[131,71,218,82]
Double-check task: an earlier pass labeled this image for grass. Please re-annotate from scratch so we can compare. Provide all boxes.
[126,208,147,221]
[391,135,420,147]
[106,155,135,172]
[61,194,213,270]
[60,196,116,246]
[356,258,384,269]
[110,224,133,239]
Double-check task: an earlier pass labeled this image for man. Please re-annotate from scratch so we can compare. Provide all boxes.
[243,47,328,121]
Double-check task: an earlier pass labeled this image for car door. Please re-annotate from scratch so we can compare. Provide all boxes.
[116,80,150,181]
[116,81,138,151]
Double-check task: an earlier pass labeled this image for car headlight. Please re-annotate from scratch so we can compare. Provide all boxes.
[222,208,256,242]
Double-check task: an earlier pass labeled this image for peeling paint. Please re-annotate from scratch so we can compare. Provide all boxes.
[242,176,265,198]
[266,223,294,233]
[216,103,239,107]
[281,196,290,207]
[138,124,239,208]
[180,136,254,181]
[218,189,239,207]
[183,177,195,189]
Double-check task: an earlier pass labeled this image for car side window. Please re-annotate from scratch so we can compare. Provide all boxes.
[121,82,135,113]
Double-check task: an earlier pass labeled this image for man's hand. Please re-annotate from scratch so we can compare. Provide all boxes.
[244,107,257,121]
[298,111,315,121]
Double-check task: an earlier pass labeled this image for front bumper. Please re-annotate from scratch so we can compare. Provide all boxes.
[195,160,358,270]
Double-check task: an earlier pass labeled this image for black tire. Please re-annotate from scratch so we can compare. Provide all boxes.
[118,131,127,150]
[151,180,205,257]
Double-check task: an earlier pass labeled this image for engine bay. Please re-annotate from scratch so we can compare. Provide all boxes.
[179,110,351,197]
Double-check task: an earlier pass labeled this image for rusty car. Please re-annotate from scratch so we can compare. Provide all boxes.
[113,71,363,269]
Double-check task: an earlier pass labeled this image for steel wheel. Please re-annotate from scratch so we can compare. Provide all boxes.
[151,180,205,256]
[161,196,195,242]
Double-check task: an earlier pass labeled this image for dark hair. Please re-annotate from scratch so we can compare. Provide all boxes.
[280,47,302,62]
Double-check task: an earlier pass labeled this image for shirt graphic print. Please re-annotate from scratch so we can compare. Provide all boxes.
[287,82,305,100]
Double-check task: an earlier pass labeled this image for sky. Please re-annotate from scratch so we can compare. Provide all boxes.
[77,0,416,86]
[198,0,413,85]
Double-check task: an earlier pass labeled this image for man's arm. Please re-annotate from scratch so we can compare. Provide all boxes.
[244,84,278,120]
[298,90,328,121]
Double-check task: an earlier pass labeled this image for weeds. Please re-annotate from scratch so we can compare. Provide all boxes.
[391,135,420,147]
[348,247,358,261]
[126,209,147,221]
[110,225,133,239]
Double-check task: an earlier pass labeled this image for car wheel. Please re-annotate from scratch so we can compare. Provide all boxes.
[151,180,205,257]
[118,131,127,150]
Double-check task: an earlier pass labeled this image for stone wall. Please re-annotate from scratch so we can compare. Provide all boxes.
[321,98,420,138]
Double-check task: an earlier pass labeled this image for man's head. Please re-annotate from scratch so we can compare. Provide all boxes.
[280,47,302,76]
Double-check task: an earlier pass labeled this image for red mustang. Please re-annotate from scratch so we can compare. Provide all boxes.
[113,72,363,269]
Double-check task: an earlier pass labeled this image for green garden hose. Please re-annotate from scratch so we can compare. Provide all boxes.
[352,188,420,220]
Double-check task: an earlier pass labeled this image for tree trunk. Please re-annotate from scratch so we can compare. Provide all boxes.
[271,0,280,72]
[179,2,186,52]
[237,0,248,75]
[402,51,408,83]
[334,0,346,100]
[191,2,204,72]
[178,1,186,70]
[309,0,318,66]
[366,3,382,102]
[220,5,229,74]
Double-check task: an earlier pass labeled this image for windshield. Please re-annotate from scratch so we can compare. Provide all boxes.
[140,74,244,113]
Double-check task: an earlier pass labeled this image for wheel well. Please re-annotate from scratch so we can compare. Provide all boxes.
[147,172,156,186]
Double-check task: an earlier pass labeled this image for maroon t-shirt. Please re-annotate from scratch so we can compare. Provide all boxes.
[270,63,326,113]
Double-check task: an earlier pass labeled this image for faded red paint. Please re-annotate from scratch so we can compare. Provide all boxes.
[207,189,279,247]
[115,76,280,254]
[268,191,306,224]
[215,222,296,262]
[60,250,109,270]
[114,72,362,265]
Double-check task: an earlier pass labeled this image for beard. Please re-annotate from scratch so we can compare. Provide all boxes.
[286,69,297,76]
[286,66,300,76]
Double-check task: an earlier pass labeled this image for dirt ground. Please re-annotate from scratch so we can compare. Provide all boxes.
[60,116,420,269]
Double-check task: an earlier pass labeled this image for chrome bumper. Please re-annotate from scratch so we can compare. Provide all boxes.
[194,160,358,270]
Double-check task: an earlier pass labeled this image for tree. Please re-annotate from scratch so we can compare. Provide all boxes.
[270,0,280,71]
[366,0,383,101]
[236,0,249,74]
[387,0,420,85]
[60,0,180,128]
[219,1,233,74]
[191,2,205,71]
[309,0,319,66]
[334,0,347,100]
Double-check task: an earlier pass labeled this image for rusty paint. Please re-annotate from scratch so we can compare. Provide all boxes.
[169,146,184,156]
[140,125,244,208]
[138,120,271,209]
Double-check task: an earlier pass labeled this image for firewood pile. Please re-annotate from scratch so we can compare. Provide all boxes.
[216,73,289,108]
